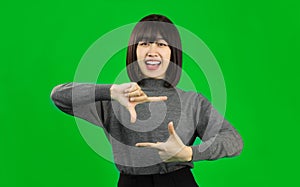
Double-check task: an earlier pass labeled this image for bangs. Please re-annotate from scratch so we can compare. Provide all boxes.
[132,21,172,45]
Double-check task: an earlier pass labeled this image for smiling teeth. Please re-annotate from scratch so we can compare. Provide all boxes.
[146,61,161,65]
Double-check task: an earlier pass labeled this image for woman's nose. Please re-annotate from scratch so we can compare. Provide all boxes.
[147,43,158,56]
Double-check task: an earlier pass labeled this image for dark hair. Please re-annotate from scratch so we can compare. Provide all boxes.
[126,14,182,87]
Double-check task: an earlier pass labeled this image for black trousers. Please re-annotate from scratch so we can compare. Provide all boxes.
[118,168,199,187]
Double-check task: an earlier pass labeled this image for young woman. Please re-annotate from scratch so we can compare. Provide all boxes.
[51,14,243,187]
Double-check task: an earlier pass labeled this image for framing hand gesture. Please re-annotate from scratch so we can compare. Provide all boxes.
[110,82,167,123]
[136,122,193,162]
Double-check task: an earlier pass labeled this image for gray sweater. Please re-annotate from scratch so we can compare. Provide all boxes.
[51,78,243,175]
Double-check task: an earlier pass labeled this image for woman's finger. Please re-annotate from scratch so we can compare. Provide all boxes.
[131,95,167,103]
[135,142,157,148]
[127,106,137,123]
[147,96,168,102]
[168,122,175,135]
[129,95,147,102]
[135,142,164,151]
[124,83,139,93]
[125,89,143,97]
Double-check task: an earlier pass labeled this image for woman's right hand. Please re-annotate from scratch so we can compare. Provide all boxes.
[110,82,167,123]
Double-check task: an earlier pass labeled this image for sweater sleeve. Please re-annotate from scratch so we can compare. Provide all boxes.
[50,83,112,127]
[191,96,244,161]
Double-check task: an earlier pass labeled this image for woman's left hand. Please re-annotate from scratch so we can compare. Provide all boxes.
[135,122,193,162]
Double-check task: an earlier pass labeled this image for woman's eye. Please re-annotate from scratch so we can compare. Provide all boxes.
[157,42,168,47]
[139,42,149,46]
[138,41,168,47]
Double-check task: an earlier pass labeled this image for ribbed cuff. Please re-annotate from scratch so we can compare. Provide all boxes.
[191,144,212,161]
[95,84,112,101]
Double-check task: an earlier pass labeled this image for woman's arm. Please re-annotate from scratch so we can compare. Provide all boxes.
[50,83,112,126]
[50,82,167,125]
[191,96,244,161]
[51,83,112,113]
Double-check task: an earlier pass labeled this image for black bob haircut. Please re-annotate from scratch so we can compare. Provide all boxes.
[126,14,182,87]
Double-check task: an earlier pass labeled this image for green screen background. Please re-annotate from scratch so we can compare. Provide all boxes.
[1,0,299,186]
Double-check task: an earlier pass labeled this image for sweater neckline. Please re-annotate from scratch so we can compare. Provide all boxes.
[138,78,174,91]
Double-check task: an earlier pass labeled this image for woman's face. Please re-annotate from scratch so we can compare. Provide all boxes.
[136,37,171,79]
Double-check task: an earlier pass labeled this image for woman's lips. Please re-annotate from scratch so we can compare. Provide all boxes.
[145,60,161,70]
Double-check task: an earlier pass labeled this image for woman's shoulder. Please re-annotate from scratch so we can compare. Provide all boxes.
[174,87,207,102]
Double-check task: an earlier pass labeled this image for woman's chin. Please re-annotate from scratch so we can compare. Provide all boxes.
[143,73,165,79]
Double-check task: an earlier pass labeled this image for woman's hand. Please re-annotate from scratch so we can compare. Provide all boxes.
[135,122,193,162]
[110,82,167,123]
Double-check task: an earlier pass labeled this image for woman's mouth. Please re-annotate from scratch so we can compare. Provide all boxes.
[145,60,161,70]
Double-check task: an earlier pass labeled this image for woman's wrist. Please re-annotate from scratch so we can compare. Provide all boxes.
[184,146,193,162]
[110,84,117,100]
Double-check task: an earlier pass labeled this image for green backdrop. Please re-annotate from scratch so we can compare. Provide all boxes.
[1,0,299,186]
